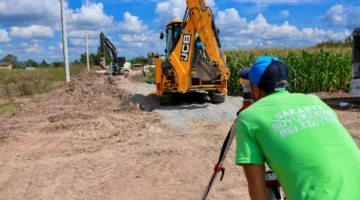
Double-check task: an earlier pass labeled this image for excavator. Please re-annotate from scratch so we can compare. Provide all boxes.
[154,0,230,104]
[99,32,129,76]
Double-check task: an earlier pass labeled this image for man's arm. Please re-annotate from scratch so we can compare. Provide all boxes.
[243,164,269,200]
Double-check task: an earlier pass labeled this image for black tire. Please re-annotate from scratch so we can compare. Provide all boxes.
[209,91,225,104]
[159,94,173,105]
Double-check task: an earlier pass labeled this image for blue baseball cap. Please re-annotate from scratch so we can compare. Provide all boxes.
[239,56,289,92]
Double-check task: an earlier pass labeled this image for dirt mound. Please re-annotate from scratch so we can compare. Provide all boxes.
[0,71,159,142]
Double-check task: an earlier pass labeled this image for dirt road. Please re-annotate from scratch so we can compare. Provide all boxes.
[0,70,359,200]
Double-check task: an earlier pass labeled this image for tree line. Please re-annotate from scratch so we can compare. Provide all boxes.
[2,44,151,70]
[2,54,51,69]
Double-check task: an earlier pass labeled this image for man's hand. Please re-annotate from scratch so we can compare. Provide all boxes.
[243,164,269,200]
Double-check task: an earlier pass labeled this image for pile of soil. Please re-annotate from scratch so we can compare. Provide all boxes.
[0,72,161,143]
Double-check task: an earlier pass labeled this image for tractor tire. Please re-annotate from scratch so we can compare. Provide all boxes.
[159,94,173,105]
[209,91,225,104]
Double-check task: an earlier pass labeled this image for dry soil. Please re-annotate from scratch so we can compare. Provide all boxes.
[0,70,359,200]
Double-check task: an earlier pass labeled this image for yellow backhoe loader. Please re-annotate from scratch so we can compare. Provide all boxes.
[154,0,230,105]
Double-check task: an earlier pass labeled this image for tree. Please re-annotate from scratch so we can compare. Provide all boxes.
[344,35,353,46]
[26,59,38,68]
[40,59,48,68]
[3,54,18,65]
[129,56,148,64]
[80,52,97,65]
[3,54,23,69]
[74,59,80,65]
[78,44,114,66]
[53,62,64,68]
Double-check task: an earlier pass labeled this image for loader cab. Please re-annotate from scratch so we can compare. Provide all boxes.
[160,20,182,59]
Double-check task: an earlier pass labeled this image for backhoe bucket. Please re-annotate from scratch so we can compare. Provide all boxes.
[100,57,107,70]
[195,50,218,82]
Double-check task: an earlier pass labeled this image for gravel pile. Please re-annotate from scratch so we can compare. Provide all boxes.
[120,82,244,131]
[153,95,242,130]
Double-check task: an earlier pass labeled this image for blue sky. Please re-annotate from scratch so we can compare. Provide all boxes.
[0,0,359,63]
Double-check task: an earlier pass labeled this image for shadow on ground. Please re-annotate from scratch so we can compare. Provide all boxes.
[321,96,360,111]
[120,92,212,112]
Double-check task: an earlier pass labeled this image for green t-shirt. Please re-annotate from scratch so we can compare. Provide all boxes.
[235,90,360,200]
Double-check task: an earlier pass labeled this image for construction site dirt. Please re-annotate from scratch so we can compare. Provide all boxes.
[0,70,359,200]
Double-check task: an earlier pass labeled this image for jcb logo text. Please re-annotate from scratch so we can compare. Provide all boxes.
[181,34,191,62]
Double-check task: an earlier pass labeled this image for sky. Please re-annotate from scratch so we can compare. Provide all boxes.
[0,0,359,63]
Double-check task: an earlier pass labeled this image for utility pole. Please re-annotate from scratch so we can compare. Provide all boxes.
[60,0,70,82]
[85,31,90,72]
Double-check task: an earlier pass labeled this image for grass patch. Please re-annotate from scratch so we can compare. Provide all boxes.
[0,64,87,99]
[0,102,21,114]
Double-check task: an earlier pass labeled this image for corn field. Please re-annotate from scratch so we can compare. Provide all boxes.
[225,48,352,96]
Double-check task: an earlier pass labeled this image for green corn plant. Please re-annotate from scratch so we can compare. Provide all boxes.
[224,47,352,96]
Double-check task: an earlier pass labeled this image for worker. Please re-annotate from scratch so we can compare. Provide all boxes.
[107,74,112,84]
[142,65,146,77]
[115,63,120,75]
[235,55,360,200]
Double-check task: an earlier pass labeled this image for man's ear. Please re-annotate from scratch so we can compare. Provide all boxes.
[251,84,260,99]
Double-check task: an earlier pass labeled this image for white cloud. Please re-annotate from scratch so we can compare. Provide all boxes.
[234,0,317,4]
[1,40,44,62]
[24,43,43,53]
[215,8,247,36]
[155,0,216,25]
[66,1,113,30]
[10,25,54,38]
[322,4,360,29]
[70,38,98,47]
[0,0,114,33]
[68,30,98,38]
[323,4,346,26]
[120,34,149,43]
[0,29,11,42]
[118,12,149,34]
[0,0,61,26]
[215,9,350,48]
[279,10,289,18]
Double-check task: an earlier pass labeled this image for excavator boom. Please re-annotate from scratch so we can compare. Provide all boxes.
[100,32,117,69]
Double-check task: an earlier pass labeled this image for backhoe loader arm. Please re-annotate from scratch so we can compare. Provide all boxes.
[100,32,117,68]
[186,0,226,71]
[167,0,229,94]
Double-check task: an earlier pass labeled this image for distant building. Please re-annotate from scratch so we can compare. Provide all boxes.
[0,62,12,70]
[26,67,36,70]
[148,52,156,65]
[147,52,166,65]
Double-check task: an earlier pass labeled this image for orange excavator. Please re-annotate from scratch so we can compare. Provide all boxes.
[154,0,230,104]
